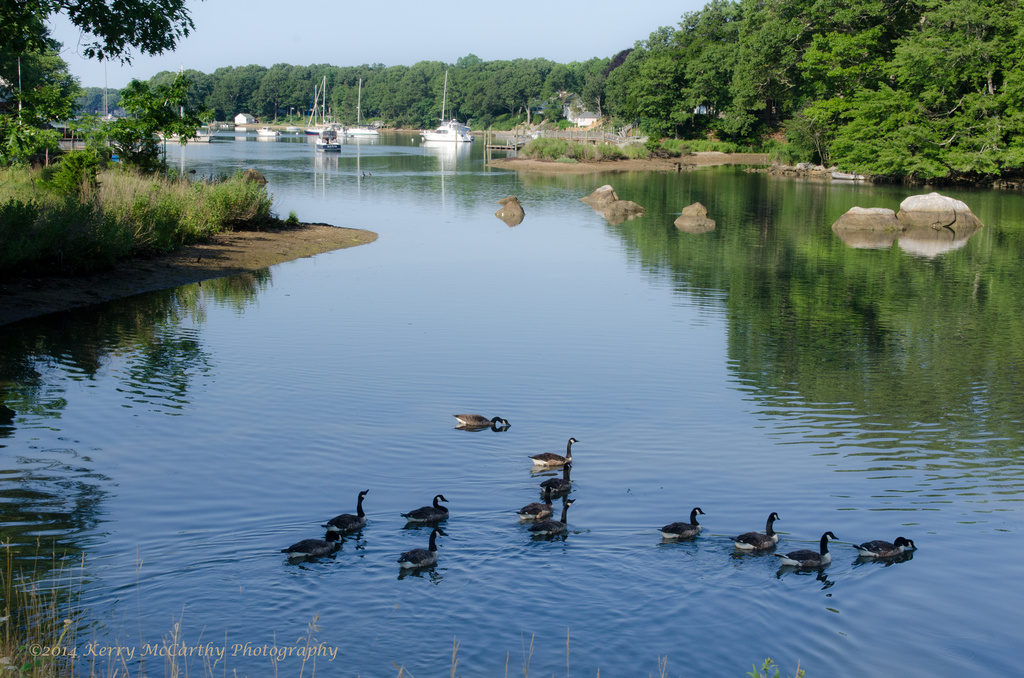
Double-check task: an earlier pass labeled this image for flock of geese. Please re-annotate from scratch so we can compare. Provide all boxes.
[282,414,918,570]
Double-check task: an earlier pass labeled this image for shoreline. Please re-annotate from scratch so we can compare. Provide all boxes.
[486,152,770,173]
[0,223,377,326]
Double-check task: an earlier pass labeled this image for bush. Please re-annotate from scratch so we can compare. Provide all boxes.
[44,149,104,198]
[622,142,649,159]
[765,139,805,165]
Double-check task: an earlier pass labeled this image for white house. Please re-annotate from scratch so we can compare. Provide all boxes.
[234,113,256,126]
[563,96,600,127]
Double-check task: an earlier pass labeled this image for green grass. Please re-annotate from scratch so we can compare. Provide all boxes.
[520,138,629,162]
[0,163,276,277]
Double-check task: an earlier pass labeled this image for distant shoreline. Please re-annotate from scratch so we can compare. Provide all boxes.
[486,152,771,173]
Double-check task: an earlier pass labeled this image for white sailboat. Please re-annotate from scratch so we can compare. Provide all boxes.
[347,78,379,138]
[421,71,473,143]
[305,76,331,136]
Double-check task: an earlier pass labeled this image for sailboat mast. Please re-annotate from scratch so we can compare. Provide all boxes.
[441,71,448,121]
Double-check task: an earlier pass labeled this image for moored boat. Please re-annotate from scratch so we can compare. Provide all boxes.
[256,127,281,138]
[315,126,341,151]
[420,71,473,143]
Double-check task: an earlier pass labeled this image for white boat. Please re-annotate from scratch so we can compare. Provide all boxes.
[422,119,473,143]
[306,76,333,136]
[256,127,281,137]
[315,126,341,151]
[285,126,302,133]
[421,71,473,143]
[347,78,380,138]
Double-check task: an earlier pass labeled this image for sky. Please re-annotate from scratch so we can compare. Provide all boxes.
[48,0,706,89]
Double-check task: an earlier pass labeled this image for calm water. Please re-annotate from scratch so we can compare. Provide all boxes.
[1,132,1022,677]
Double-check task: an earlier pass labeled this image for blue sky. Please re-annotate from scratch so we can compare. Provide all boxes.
[49,0,706,88]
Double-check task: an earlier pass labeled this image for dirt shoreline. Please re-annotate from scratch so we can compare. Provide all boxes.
[486,152,770,173]
[0,223,377,326]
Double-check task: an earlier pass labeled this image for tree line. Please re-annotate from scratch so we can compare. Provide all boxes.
[603,0,1024,181]
[5,0,1024,182]
[77,56,614,131]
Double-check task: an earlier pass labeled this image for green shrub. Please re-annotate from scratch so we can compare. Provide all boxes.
[44,149,104,198]
[765,139,805,165]
[622,142,649,159]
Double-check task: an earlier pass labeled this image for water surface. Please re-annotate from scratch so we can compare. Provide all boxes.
[1,132,1021,677]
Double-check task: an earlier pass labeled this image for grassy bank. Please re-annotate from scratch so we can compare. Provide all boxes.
[0,165,276,278]
[519,137,762,164]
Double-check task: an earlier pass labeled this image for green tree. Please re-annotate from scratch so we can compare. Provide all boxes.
[1,0,195,62]
[0,45,79,163]
[107,73,203,171]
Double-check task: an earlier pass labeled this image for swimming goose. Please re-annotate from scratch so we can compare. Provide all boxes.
[281,531,341,559]
[854,536,916,558]
[733,512,781,551]
[398,528,442,569]
[453,414,510,429]
[540,463,572,496]
[660,507,705,540]
[529,499,575,536]
[530,438,578,467]
[323,489,369,535]
[775,531,836,568]
[401,494,450,523]
[517,487,554,521]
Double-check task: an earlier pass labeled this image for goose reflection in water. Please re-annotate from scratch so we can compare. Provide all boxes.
[775,566,836,591]
[853,549,915,568]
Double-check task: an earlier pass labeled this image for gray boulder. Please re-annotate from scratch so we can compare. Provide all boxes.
[831,207,901,250]
[896,192,983,233]
[580,185,645,224]
[580,185,620,208]
[674,202,716,233]
[241,168,268,186]
[495,196,525,227]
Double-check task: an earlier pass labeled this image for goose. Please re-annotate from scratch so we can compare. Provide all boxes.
[323,490,369,535]
[539,462,572,496]
[517,487,554,521]
[660,507,705,540]
[854,536,916,558]
[530,437,578,467]
[775,531,836,568]
[401,494,449,523]
[453,414,510,429]
[398,528,442,569]
[733,512,781,551]
[281,531,341,559]
[530,499,575,536]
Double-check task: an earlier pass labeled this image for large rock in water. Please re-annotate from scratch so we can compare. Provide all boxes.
[580,185,620,208]
[241,168,268,186]
[495,196,525,227]
[831,195,984,253]
[674,202,716,233]
[896,192,983,233]
[831,207,902,249]
[580,185,645,224]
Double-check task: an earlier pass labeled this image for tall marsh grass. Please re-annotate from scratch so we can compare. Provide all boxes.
[1,542,81,678]
[0,165,275,277]
[520,138,628,162]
